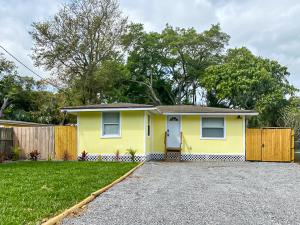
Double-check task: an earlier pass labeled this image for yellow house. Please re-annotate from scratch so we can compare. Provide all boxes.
[61,103,258,161]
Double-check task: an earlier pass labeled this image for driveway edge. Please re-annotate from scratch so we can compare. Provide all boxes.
[41,162,145,225]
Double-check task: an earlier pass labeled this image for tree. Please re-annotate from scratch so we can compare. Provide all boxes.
[31,0,128,104]
[0,53,71,123]
[202,47,298,126]
[278,107,300,140]
[0,53,22,118]
[123,23,230,105]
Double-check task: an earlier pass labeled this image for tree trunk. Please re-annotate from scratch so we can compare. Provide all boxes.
[0,98,9,118]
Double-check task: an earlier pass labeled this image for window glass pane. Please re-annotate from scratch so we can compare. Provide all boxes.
[202,128,224,138]
[147,115,151,136]
[103,124,119,135]
[202,118,224,128]
[103,112,119,123]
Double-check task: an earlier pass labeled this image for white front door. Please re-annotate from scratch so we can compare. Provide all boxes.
[166,115,181,148]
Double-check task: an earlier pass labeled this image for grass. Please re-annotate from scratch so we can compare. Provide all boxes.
[0,161,138,225]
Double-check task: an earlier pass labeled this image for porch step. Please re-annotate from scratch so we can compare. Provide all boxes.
[165,150,181,161]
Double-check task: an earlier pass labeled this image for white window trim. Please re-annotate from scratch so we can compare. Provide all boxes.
[200,116,226,140]
[147,114,151,137]
[100,111,122,138]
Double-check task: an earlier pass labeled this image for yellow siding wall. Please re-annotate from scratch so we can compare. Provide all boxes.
[153,114,166,153]
[153,115,244,154]
[78,111,145,155]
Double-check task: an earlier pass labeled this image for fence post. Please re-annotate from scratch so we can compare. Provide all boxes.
[291,129,295,162]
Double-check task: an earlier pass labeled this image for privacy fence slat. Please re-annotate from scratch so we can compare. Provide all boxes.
[0,128,13,157]
[12,126,77,160]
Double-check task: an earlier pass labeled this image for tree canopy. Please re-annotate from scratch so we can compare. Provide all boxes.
[123,23,230,105]
[0,0,297,127]
[0,53,70,124]
[202,47,297,126]
[31,0,127,104]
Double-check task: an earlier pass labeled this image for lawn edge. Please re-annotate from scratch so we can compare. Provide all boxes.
[41,161,144,225]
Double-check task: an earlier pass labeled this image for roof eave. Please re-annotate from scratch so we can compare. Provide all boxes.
[162,112,259,116]
[61,107,157,113]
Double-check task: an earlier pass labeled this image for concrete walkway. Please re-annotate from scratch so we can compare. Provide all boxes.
[62,162,300,225]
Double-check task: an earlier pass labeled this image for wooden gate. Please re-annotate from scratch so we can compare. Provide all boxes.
[54,126,77,160]
[246,128,294,162]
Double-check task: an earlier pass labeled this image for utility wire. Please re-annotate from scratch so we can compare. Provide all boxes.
[0,44,62,91]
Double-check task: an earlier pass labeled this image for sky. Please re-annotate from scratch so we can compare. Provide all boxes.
[0,0,299,91]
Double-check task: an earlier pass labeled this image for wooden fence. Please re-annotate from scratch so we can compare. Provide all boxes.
[12,126,77,160]
[246,128,294,162]
[0,128,13,157]
[13,126,54,159]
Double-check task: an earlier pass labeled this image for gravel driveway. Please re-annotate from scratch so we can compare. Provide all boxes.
[62,162,300,225]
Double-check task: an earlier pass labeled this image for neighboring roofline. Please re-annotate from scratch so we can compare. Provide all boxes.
[61,107,157,113]
[162,112,259,116]
[0,120,48,126]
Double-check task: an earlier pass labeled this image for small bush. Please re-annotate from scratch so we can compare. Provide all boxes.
[11,146,21,161]
[0,152,6,163]
[29,150,40,161]
[126,148,137,162]
[63,151,70,161]
[115,150,120,162]
[97,155,102,161]
[47,154,52,161]
[78,150,88,161]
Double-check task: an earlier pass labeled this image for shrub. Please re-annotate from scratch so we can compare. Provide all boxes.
[0,152,6,163]
[97,155,102,161]
[29,150,40,161]
[11,146,21,161]
[47,154,52,161]
[115,150,120,162]
[78,150,88,161]
[126,148,137,162]
[63,151,70,161]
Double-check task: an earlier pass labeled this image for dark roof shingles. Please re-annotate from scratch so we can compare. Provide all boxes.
[61,103,154,110]
[157,105,256,114]
[62,103,256,114]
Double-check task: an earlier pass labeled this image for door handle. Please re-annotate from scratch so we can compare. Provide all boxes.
[167,129,170,136]
[262,144,265,148]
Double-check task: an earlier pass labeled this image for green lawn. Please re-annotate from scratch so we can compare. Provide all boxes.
[0,161,138,225]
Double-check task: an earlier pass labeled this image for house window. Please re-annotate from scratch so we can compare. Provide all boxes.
[102,112,120,137]
[147,114,151,137]
[201,117,225,139]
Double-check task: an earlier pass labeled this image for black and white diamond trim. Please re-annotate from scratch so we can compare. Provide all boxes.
[79,153,244,162]
[180,154,245,161]
[79,154,146,162]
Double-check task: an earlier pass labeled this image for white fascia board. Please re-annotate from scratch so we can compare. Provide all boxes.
[61,107,157,113]
[163,112,259,116]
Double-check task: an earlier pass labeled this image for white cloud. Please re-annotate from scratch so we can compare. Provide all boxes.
[0,0,65,79]
[0,0,299,92]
